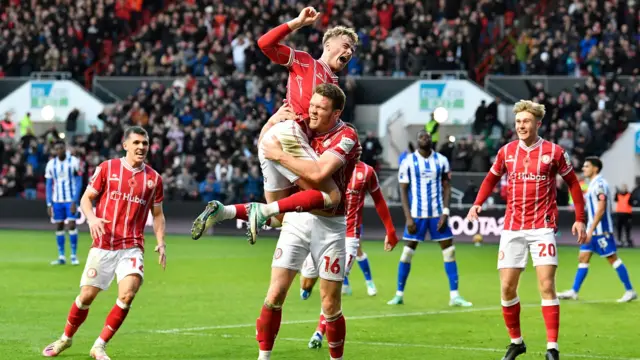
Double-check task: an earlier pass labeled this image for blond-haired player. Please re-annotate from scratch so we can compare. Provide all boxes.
[468,100,587,360]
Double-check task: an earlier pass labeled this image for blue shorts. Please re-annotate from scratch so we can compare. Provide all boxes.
[52,202,77,222]
[580,234,617,257]
[403,217,453,242]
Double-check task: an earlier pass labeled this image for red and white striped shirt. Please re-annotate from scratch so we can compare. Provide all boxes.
[345,162,380,238]
[284,50,339,119]
[311,121,360,216]
[87,158,164,251]
[490,138,573,231]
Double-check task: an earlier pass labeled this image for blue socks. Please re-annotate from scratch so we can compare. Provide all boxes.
[614,259,633,291]
[572,263,589,293]
[55,230,65,257]
[444,261,459,291]
[357,254,372,281]
[397,262,411,293]
[343,276,350,287]
[69,229,78,257]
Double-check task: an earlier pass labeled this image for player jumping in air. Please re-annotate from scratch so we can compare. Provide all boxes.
[387,129,473,307]
[42,126,167,360]
[45,141,82,265]
[467,100,587,360]
[253,84,358,360]
[191,7,358,244]
[557,157,637,302]
[299,160,398,349]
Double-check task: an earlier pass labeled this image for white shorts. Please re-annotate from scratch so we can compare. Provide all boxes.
[259,120,318,192]
[272,212,346,282]
[80,247,145,290]
[498,228,558,269]
[302,236,360,279]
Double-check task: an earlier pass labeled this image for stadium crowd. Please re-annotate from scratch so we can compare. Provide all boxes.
[1,0,640,204]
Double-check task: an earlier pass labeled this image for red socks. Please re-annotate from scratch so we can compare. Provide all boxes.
[98,301,130,343]
[542,299,560,344]
[63,299,89,338]
[325,313,346,359]
[256,304,282,351]
[501,297,522,341]
[234,204,248,221]
[316,313,327,335]
[276,190,326,214]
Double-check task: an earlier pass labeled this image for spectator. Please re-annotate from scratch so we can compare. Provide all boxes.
[23,164,38,200]
[615,183,634,247]
[361,131,383,169]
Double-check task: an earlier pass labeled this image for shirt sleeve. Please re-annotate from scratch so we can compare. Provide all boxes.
[398,157,410,184]
[88,162,106,195]
[368,168,380,193]
[440,155,451,179]
[44,160,53,179]
[490,146,507,176]
[556,146,573,177]
[594,181,607,201]
[153,176,164,206]
[326,128,359,164]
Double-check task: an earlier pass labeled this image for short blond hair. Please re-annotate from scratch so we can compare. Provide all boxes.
[323,26,359,47]
[513,100,546,121]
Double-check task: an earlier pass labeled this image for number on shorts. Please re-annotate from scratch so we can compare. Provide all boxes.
[323,256,341,275]
[538,243,557,257]
[597,238,608,249]
[130,257,143,272]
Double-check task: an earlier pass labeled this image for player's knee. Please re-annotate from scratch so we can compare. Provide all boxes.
[442,245,456,262]
[500,282,518,299]
[265,285,288,305]
[78,287,99,305]
[321,297,341,317]
[67,222,77,231]
[400,246,415,263]
[538,277,556,297]
[118,291,136,306]
[56,222,65,231]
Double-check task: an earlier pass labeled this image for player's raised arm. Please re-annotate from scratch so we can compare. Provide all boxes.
[367,169,398,250]
[257,7,320,66]
[467,146,506,220]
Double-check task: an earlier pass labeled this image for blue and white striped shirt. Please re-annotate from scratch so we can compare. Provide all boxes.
[45,156,81,204]
[398,151,450,218]
[585,174,614,235]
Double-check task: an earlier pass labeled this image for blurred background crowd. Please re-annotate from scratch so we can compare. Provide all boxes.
[0,0,639,205]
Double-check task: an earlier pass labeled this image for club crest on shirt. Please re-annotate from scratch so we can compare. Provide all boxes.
[147,180,155,189]
[541,154,551,164]
[357,172,364,180]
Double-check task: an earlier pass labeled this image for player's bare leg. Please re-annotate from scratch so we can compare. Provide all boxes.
[354,243,376,296]
[388,240,419,305]
[248,178,340,244]
[535,265,560,359]
[42,286,101,357]
[558,251,592,300]
[90,274,141,360]
[437,239,472,307]
[257,268,298,360]
[499,268,527,360]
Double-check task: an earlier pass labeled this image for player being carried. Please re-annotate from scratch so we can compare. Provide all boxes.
[42,126,167,360]
[557,156,637,302]
[299,159,398,349]
[45,140,82,265]
[387,129,472,307]
[250,84,361,360]
[467,100,587,360]
[191,7,358,243]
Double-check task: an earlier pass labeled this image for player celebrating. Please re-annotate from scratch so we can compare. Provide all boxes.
[467,100,587,360]
[253,84,358,360]
[300,160,398,349]
[557,157,637,302]
[42,126,166,360]
[387,129,472,307]
[191,7,358,243]
[45,141,82,265]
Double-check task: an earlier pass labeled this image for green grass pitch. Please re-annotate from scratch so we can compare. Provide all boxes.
[1,229,639,359]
